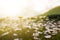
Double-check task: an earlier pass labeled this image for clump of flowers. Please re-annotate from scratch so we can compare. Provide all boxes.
[0,16,60,40]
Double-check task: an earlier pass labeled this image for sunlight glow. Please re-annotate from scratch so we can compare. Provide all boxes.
[0,0,60,17]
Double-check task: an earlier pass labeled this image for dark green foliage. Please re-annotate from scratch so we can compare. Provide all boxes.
[45,6,60,21]
[48,14,60,21]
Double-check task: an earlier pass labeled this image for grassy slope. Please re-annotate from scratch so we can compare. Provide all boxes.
[41,6,60,16]
[37,6,60,21]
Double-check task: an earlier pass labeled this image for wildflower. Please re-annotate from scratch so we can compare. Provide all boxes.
[14,38,19,40]
[1,32,9,36]
[13,33,17,36]
[44,35,51,38]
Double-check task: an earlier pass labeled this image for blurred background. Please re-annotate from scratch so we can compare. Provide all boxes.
[0,0,60,18]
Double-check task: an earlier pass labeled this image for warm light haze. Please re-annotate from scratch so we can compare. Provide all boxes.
[0,0,60,18]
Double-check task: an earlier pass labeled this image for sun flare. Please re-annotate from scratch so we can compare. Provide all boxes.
[0,0,60,18]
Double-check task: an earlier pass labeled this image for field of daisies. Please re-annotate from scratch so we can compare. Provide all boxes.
[0,6,60,40]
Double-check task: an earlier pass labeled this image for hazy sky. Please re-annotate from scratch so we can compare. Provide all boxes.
[0,0,60,17]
